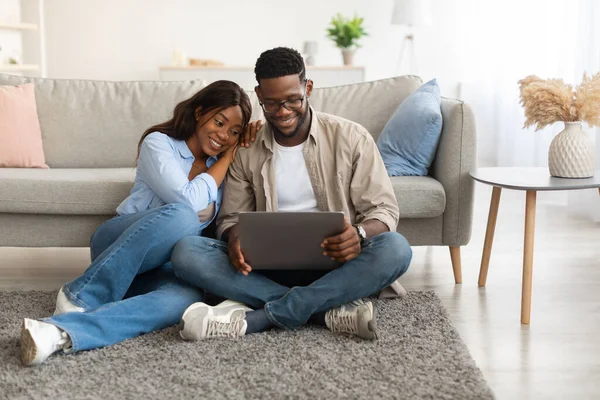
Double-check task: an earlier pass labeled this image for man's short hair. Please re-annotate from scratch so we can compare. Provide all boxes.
[254,47,306,83]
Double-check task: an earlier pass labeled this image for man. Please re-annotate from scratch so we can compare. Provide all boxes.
[171,47,412,340]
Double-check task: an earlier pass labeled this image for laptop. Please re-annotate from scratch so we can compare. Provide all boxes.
[238,211,345,270]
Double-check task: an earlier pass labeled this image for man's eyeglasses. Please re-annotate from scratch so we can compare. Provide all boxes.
[259,80,308,114]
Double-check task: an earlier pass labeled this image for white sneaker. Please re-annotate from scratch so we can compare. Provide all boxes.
[325,299,378,340]
[20,319,71,366]
[54,287,85,315]
[180,300,252,340]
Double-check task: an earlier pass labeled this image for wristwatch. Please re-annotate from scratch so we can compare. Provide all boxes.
[354,224,367,245]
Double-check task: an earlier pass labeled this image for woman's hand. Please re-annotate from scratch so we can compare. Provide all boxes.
[222,142,240,164]
[222,120,263,164]
[240,120,263,148]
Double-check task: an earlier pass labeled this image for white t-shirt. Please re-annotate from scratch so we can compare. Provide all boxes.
[273,140,319,212]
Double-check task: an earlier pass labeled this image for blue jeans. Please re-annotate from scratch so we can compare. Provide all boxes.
[171,232,412,330]
[43,203,204,352]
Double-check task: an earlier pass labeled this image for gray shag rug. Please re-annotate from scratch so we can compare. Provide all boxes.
[0,290,494,399]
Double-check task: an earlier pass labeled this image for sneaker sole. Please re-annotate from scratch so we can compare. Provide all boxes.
[20,321,38,366]
[214,300,251,310]
[354,301,378,341]
[179,303,211,340]
[181,302,210,321]
[366,302,378,340]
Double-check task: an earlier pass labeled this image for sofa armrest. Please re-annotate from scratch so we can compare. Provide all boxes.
[430,98,477,247]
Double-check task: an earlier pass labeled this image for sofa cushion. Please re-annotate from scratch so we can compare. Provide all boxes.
[0,168,135,215]
[390,176,446,218]
[0,169,446,218]
[0,74,206,168]
[0,83,48,168]
[377,79,443,176]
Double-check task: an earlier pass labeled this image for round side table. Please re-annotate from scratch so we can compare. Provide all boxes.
[470,167,600,324]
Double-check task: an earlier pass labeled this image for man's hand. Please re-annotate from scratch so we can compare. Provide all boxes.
[321,217,361,263]
[227,231,252,276]
[240,120,263,148]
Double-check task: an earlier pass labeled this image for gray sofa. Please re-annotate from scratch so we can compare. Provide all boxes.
[0,73,476,283]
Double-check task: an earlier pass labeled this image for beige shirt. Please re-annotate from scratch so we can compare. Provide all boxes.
[217,109,405,298]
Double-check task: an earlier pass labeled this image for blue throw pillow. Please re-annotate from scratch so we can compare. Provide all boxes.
[377,79,443,176]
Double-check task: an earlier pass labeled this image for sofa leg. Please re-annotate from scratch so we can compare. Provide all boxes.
[449,246,462,284]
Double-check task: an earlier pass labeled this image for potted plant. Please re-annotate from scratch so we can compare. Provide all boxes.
[519,73,600,178]
[326,13,368,66]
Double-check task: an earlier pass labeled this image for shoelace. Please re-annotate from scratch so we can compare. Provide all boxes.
[205,315,245,338]
[329,310,358,335]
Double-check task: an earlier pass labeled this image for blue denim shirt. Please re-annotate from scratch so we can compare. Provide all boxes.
[117,132,221,230]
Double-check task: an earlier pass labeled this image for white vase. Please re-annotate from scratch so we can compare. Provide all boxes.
[341,49,355,66]
[548,121,596,178]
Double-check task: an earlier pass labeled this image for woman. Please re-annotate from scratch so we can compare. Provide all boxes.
[20,80,261,366]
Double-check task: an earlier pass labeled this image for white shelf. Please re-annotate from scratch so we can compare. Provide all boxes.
[159,65,364,71]
[160,66,366,89]
[0,64,40,72]
[0,22,38,31]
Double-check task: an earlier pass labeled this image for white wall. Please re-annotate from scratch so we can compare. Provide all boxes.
[41,0,463,96]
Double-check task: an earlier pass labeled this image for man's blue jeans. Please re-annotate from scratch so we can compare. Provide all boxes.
[43,203,204,352]
[171,232,412,330]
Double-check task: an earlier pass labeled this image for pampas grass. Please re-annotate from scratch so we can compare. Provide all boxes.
[518,72,600,130]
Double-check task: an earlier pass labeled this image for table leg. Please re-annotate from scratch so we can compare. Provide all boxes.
[478,186,502,287]
[521,190,537,324]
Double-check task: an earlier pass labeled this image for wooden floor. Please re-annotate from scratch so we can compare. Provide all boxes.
[1,185,599,399]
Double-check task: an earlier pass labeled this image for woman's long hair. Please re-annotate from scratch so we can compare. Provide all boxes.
[136,80,252,162]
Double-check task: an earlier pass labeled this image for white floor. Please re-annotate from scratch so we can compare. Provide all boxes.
[1,185,599,399]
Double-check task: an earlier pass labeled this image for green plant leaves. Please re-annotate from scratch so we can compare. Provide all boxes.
[326,13,368,49]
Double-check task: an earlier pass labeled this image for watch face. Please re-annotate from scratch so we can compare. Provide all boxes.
[356,225,366,240]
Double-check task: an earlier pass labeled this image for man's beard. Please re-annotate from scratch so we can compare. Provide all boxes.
[271,102,310,140]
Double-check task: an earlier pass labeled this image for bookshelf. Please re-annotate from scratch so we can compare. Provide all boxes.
[0,0,46,77]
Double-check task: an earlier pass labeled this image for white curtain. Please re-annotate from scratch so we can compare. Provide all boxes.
[456,0,600,221]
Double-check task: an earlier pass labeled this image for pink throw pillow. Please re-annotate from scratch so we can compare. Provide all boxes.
[0,83,48,168]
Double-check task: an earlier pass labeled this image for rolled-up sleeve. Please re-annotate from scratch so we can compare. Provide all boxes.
[216,151,256,239]
[137,133,218,213]
[350,128,399,232]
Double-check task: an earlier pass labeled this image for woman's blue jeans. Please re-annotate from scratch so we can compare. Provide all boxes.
[42,203,204,352]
